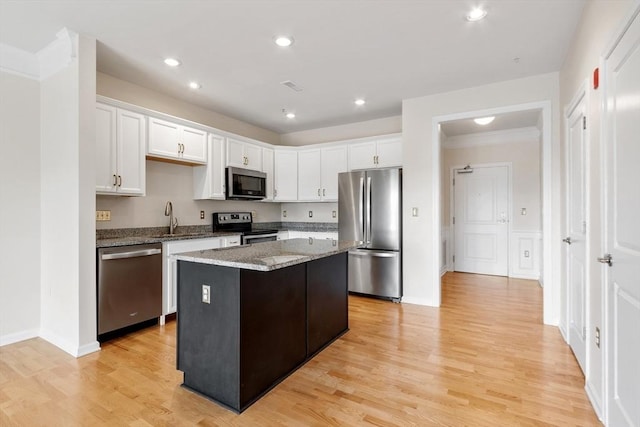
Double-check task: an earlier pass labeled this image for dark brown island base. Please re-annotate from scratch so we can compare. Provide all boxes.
[174,238,360,413]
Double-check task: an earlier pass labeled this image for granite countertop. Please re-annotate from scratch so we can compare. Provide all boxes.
[96,231,241,248]
[174,238,361,272]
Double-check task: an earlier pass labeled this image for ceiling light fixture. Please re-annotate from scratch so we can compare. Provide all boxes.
[189,82,201,89]
[274,35,294,47]
[466,7,487,22]
[285,112,296,119]
[164,57,181,67]
[354,99,366,106]
[474,116,495,125]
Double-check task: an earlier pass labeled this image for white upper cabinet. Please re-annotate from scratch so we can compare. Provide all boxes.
[193,133,226,200]
[147,116,207,164]
[320,145,348,200]
[274,149,298,201]
[297,149,322,201]
[96,103,146,196]
[262,147,275,201]
[348,135,402,170]
[226,137,263,171]
[297,145,347,201]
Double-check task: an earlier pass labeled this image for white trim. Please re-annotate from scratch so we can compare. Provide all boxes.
[0,28,77,81]
[77,341,101,357]
[510,230,542,280]
[400,296,433,306]
[433,100,554,324]
[585,381,605,423]
[39,329,100,358]
[0,329,40,346]
[443,126,540,149]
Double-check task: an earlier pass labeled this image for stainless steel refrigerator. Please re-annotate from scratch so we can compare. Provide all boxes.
[338,168,402,301]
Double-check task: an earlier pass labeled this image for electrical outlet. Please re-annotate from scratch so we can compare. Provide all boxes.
[308,210,313,218]
[412,207,419,217]
[96,210,111,221]
[332,210,336,218]
[524,250,530,258]
[200,210,205,219]
[202,284,211,304]
[283,210,287,218]
[595,327,600,348]
[521,208,527,216]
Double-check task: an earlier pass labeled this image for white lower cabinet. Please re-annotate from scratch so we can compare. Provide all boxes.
[162,236,240,317]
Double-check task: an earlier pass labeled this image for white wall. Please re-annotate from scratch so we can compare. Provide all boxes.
[97,72,280,145]
[39,33,99,357]
[402,73,561,316]
[0,71,42,344]
[281,202,338,223]
[96,160,282,229]
[558,0,633,419]
[280,116,401,146]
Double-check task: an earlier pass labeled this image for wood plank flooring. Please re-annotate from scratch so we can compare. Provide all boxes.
[0,272,600,426]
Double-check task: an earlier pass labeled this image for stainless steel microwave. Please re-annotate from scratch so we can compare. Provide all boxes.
[225,167,266,200]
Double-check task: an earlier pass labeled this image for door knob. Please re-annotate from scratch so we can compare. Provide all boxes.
[563,237,572,244]
[597,253,612,266]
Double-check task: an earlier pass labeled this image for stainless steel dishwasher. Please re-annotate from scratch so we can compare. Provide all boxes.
[97,243,162,336]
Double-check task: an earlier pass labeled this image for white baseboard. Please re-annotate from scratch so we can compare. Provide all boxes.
[0,328,39,346]
[509,272,541,281]
[401,296,438,307]
[558,323,568,343]
[39,329,100,358]
[585,381,604,423]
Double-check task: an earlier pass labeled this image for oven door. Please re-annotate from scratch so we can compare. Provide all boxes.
[242,232,278,245]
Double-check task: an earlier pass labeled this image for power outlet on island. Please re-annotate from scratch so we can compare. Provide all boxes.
[202,284,211,304]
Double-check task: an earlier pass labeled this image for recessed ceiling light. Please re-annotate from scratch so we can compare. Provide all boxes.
[466,7,487,22]
[189,82,201,89]
[354,99,366,106]
[474,116,495,125]
[274,35,294,47]
[285,112,296,119]
[164,57,181,67]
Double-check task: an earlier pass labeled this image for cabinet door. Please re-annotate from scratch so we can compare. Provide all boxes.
[348,141,376,170]
[321,146,348,200]
[297,149,321,201]
[376,136,402,168]
[244,143,263,171]
[117,109,146,195]
[95,103,118,193]
[180,125,207,164]
[262,147,274,201]
[274,150,298,201]
[226,137,246,168]
[148,117,181,159]
[193,133,226,200]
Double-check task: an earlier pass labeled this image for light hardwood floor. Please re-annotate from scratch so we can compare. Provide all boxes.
[0,272,600,426]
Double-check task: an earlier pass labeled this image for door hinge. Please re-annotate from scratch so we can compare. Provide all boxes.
[453,178,455,186]
[452,216,455,225]
[583,116,587,130]
[453,255,455,263]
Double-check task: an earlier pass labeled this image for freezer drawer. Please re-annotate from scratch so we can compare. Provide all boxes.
[348,249,401,299]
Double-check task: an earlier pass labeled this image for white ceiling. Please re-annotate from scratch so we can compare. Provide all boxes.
[0,0,585,134]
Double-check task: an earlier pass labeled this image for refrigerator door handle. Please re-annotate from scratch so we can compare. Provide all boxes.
[360,176,366,242]
[365,176,372,244]
[350,250,397,258]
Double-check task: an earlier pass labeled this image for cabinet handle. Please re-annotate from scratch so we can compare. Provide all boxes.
[181,143,185,154]
[274,189,278,197]
[117,175,122,187]
[113,174,117,186]
[318,188,321,196]
[323,189,326,196]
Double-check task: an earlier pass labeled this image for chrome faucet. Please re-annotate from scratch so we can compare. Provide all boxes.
[164,201,178,235]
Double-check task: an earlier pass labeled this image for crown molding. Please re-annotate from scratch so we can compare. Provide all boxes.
[0,27,77,81]
[443,126,540,149]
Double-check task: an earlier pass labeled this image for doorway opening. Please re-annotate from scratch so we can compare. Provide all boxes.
[433,101,553,323]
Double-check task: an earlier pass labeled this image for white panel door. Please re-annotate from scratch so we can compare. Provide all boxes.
[454,165,509,276]
[603,7,640,427]
[565,97,587,373]
[148,117,181,158]
[243,143,263,171]
[179,125,207,164]
[298,149,321,201]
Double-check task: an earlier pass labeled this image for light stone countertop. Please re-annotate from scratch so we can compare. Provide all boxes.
[174,238,361,271]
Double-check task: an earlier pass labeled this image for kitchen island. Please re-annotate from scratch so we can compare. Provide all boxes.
[174,238,360,413]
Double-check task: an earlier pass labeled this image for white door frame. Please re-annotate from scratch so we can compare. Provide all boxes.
[563,79,591,373]
[449,162,512,275]
[433,100,554,324]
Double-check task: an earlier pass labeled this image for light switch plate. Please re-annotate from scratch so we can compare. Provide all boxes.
[332,210,336,218]
[411,207,419,217]
[200,210,205,219]
[202,284,211,304]
[308,210,313,218]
